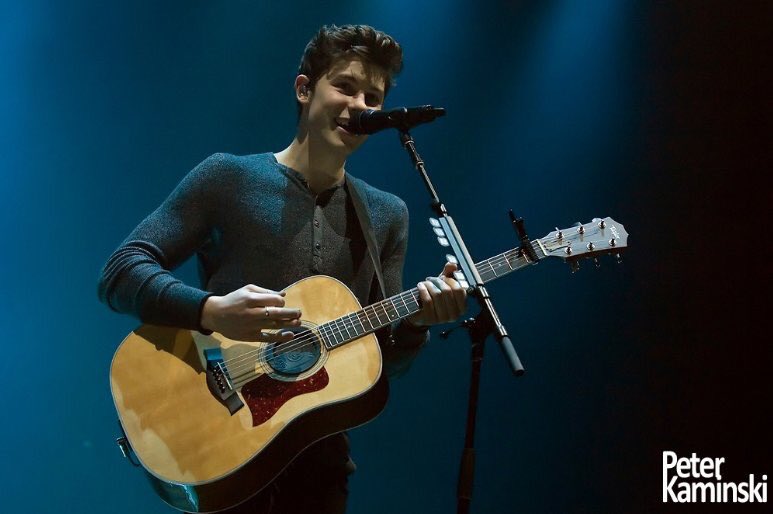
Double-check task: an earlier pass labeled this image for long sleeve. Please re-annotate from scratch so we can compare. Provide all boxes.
[97,154,227,331]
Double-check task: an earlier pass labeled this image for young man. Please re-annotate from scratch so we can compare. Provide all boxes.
[99,25,465,513]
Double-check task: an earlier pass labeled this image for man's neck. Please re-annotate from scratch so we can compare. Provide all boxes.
[275,137,346,194]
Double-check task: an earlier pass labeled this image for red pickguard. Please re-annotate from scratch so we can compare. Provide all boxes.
[240,368,329,427]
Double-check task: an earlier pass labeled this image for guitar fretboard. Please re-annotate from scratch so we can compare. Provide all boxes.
[318,240,543,350]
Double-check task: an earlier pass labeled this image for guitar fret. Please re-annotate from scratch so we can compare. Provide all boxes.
[411,290,421,309]
[340,316,352,340]
[329,323,342,346]
[318,324,335,349]
[390,297,404,318]
[326,321,338,346]
[380,302,391,323]
[349,312,365,337]
[389,297,399,315]
[398,294,411,316]
[334,317,346,343]
[370,305,383,326]
[322,328,336,349]
[504,252,514,270]
[518,251,529,268]
[351,313,366,336]
[367,309,379,328]
[349,313,363,337]
[359,310,374,331]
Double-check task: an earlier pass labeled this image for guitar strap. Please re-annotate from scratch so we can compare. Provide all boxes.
[344,175,387,301]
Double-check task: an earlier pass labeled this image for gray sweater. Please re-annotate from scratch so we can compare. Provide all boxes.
[98,152,428,377]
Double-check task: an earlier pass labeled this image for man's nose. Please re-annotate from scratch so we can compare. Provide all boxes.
[350,93,368,112]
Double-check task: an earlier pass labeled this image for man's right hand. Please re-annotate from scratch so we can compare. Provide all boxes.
[200,284,302,342]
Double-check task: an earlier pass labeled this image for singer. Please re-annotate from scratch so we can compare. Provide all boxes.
[98,24,466,514]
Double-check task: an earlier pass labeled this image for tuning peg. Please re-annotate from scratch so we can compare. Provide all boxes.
[615,253,623,264]
[446,254,458,264]
[573,222,585,234]
[437,237,450,247]
[569,261,580,273]
[429,218,440,227]
[594,257,601,268]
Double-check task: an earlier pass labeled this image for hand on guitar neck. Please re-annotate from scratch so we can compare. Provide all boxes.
[405,262,467,330]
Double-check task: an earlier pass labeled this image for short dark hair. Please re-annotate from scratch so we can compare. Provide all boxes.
[296,24,403,117]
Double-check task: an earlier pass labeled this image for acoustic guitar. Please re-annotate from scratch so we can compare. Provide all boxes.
[110,217,628,512]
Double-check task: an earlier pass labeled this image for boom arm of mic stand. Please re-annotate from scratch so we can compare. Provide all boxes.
[398,130,525,377]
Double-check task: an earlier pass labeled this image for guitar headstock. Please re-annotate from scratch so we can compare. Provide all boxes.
[537,217,628,271]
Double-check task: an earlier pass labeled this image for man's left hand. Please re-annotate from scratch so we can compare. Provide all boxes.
[406,262,467,328]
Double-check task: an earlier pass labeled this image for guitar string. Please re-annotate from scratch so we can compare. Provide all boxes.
[219,238,558,375]
[223,230,621,375]
[219,234,598,377]
[218,242,543,377]
[219,244,531,374]
[224,257,502,384]
[223,264,510,382]
[224,227,620,377]
[221,287,423,376]
[215,231,617,386]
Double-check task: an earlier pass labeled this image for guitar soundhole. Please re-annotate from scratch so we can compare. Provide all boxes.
[266,327,322,376]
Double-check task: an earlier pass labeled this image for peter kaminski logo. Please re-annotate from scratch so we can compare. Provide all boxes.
[663,451,767,503]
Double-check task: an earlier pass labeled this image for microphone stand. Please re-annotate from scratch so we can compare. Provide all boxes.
[396,129,524,514]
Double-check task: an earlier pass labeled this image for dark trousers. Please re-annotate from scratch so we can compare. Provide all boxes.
[187,435,352,514]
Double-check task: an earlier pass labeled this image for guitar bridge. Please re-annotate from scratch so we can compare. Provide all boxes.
[204,348,244,415]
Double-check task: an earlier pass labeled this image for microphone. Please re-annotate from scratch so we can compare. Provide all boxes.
[346,105,446,135]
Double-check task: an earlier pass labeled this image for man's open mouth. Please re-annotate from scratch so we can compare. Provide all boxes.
[335,118,354,133]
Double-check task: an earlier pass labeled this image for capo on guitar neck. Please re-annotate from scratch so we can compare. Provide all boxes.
[509,210,539,263]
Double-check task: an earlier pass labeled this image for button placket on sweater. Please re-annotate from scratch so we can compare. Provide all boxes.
[311,196,323,273]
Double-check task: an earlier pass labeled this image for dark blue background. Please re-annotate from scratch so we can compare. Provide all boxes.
[1,1,769,513]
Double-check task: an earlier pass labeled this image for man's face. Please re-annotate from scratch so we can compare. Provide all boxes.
[303,58,386,157]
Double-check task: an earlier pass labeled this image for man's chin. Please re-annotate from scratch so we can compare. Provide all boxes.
[333,128,366,151]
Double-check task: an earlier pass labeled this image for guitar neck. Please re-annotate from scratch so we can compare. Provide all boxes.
[319,240,543,351]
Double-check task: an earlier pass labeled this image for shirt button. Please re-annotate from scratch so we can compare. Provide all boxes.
[314,219,320,227]
[315,242,321,250]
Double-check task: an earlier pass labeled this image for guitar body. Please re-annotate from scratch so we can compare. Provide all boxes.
[110,275,388,513]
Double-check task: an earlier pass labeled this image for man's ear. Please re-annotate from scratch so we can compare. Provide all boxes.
[295,75,311,104]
